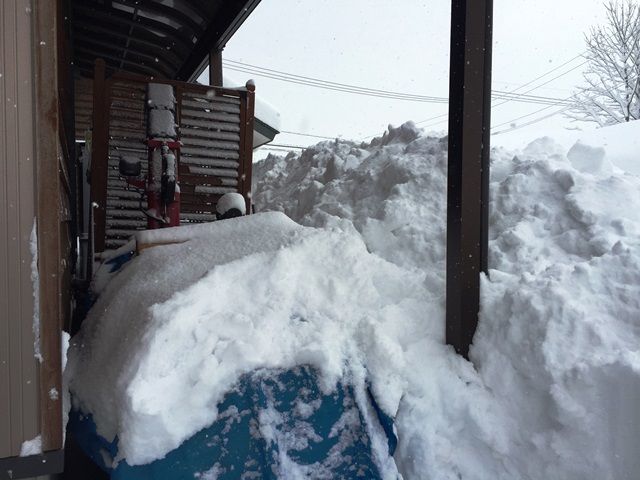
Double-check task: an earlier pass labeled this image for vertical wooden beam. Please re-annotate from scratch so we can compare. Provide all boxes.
[239,82,255,214]
[90,59,109,254]
[33,0,63,452]
[209,48,223,86]
[446,0,493,359]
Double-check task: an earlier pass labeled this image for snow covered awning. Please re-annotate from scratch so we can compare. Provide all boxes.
[70,0,262,81]
[253,97,281,148]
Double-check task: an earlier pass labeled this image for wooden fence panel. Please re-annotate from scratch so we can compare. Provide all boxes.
[88,65,255,254]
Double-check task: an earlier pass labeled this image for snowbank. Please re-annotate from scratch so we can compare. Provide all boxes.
[69,120,640,479]
[68,212,425,473]
[253,122,640,479]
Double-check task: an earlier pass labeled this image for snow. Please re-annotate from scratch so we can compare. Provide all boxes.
[216,192,246,216]
[147,83,175,110]
[148,109,177,139]
[222,74,282,132]
[29,219,42,363]
[147,83,177,139]
[68,120,640,478]
[19,435,42,457]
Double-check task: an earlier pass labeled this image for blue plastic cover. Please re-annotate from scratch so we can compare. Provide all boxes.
[69,365,397,479]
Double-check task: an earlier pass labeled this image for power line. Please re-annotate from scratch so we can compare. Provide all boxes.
[261,143,306,150]
[280,130,336,140]
[234,48,591,144]
[224,60,449,103]
[491,107,570,135]
[225,59,572,106]
[406,55,588,136]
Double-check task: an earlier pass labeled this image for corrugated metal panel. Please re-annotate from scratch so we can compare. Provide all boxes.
[0,0,40,459]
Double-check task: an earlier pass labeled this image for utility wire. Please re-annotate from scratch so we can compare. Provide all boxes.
[492,107,570,135]
[224,60,448,103]
[225,59,571,106]
[235,48,590,144]
[280,130,336,140]
[262,143,306,150]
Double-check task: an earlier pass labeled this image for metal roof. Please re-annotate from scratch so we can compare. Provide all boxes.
[71,0,261,81]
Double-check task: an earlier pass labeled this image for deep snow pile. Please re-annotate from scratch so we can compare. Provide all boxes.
[68,120,640,479]
[253,121,640,479]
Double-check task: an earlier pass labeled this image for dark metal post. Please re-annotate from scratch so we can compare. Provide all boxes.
[446,0,493,358]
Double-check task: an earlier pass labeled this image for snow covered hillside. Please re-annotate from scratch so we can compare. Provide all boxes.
[68,120,640,479]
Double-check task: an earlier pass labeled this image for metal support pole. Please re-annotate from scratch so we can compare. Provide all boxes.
[446,0,493,359]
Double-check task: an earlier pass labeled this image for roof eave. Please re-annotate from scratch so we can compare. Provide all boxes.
[177,0,262,82]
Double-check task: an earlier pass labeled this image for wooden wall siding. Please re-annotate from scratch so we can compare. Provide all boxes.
[0,0,40,459]
[89,65,255,254]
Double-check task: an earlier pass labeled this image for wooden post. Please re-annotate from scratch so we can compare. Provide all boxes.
[33,0,63,452]
[90,59,109,254]
[209,48,223,86]
[239,81,255,214]
[446,0,493,359]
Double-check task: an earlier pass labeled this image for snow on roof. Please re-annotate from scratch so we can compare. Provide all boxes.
[68,120,640,478]
[223,74,281,132]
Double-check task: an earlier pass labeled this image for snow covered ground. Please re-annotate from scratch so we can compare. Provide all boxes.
[68,120,640,479]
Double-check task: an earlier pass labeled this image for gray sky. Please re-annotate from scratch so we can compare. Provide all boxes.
[212,0,610,155]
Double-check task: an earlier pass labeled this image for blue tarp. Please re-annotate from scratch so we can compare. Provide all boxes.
[70,365,397,479]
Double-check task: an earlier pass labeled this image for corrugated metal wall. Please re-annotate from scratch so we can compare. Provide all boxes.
[0,0,41,459]
[1,0,66,472]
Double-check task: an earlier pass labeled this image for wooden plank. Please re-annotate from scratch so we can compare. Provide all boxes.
[106,198,142,209]
[182,89,241,104]
[193,185,236,195]
[181,137,238,150]
[180,174,237,187]
[181,130,240,142]
[108,106,147,120]
[180,111,240,124]
[181,123,240,135]
[34,0,64,451]
[179,156,239,168]
[179,204,217,215]
[181,146,239,159]
[178,185,223,199]
[239,83,255,214]
[180,212,217,222]
[106,208,147,219]
[181,98,241,113]
[184,165,238,178]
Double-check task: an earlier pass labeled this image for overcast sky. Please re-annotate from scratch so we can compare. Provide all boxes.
[208,0,611,156]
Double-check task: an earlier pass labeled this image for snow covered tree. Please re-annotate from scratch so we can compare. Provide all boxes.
[566,1,640,127]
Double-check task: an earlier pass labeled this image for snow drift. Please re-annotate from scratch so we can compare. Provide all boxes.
[68,120,640,479]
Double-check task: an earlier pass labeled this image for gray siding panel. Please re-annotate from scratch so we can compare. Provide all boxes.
[0,0,41,459]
